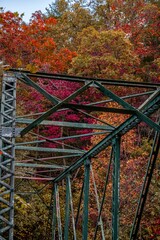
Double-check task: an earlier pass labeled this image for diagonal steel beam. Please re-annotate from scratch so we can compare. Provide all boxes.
[18,74,59,104]
[63,103,136,114]
[94,82,160,132]
[20,81,93,136]
[17,74,115,129]
[53,88,160,183]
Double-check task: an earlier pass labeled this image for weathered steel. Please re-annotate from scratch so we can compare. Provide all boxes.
[64,176,70,240]
[0,72,16,240]
[94,147,113,240]
[53,89,160,183]
[9,68,160,88]
[130,126,160,240]
[82,159,91,240]
[95,82,160,132]
[68,177,77,240]
[16,118,114,130]
[15,146,85,154]
[91,165,105,239]
[1,69,160,240]
[20,81,92,136]
[15,162,67,169]
[88,90,154,106]
[112,136,121,240]
[2,127,22,137]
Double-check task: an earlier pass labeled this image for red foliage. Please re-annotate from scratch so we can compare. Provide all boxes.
[0,11,76,72]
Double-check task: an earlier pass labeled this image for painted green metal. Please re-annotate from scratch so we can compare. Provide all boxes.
[95,82,160,132]
[15,131,109,145]
[18,73,59,104]
[88,91,154,106]
[20,81,93,136]
[10,68,160,88]
[94,147,113,239]
[15,146,85,154]
[17,74,115,129]
[1,69,160,240]
[112,136,121,240]
[16,118,114,130]
[75,181,84,230]
[91,165,105,239]
[64,176,70,240]
[62,103,136,114]
[15,162,67,169]
[82,159,91,240]
[130,126,160,240]
[53,89,160,183]
[52,184,57,240]
[55,184,63,240]
[0,72,17,240]
[68,176,77,240]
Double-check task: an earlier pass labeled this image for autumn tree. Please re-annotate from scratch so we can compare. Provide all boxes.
[0,10,76,72]
[45,0,94,50]
[69,27,140,80]
[46,0,160,82]
[91,0,160,82]
[87,106,160,239]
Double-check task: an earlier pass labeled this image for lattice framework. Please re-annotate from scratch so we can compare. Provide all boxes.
[0,69,160,240]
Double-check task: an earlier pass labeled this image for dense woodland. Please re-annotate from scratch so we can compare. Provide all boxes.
[0,0,160,239]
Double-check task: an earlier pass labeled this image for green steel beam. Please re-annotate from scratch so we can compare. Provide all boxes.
[2,69,160,240]
[88,91,154,106]
[130,128,160,239]
[15,163,67,169]
[94,147,113,239]
[63,103,136,114]
[16,118,114,130]
[52,184,57,240]
[17,74,115,129]
[112,136,121,240]
[10,69,160,88]
[15,146,85,154]
[64,176,70,240]
[0,72,17,240]
[55,184,63,240]
[95,82,160,132]
[15,131,109,146]
[68,177,77,239]
[15,154,83,163]
[18,74,59,104]
[53,89,160,183]
[20,81,93,136]
[75,181,84,229]
[91,165,105,239]
[82,159,91,240]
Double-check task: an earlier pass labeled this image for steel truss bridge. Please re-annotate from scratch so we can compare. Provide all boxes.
[0,69,160,240]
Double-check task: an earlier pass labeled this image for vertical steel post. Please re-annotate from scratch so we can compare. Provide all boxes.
[94,147,113,240]
[68,176,77,240]
[52,184,57,240]
[64,175,70,240]
[55,184,63,240]
[82,158,91,240]
[75,180,84,229]
[0,72,16,240]
[130,127,160,240]
[112,136,121,240]
[91,165,105,239]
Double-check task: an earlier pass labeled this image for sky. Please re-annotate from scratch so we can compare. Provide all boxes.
[0,0,53,22]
